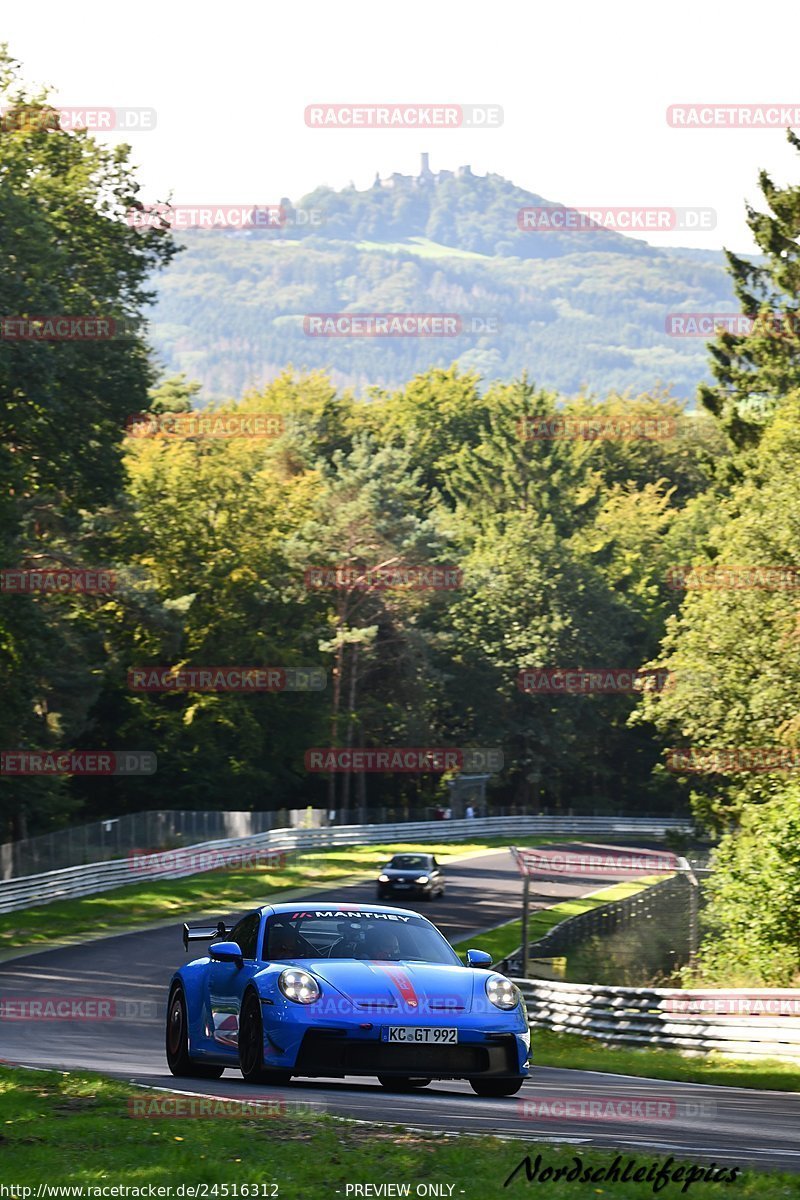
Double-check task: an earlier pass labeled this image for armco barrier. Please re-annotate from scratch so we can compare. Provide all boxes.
[515,978,800,1061]
[0,815,692,914]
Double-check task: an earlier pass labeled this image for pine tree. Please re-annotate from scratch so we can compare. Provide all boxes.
[699,129,800,454]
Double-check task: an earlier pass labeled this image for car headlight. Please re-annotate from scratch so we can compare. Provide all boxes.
[486,975,520,1010]
[278,969,321,1004]
[378,874,390,882]
[415,875,429,883]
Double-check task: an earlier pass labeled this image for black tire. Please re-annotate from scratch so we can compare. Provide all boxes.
[377,1075,431,1091]
[239,990,292,1086]
[470,1076,525,1098]
[166,983,224,1079]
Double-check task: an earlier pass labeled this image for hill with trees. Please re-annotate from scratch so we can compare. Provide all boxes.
[147,157,733,400]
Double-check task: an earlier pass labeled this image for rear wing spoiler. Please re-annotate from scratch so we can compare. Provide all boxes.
[182,920,230,952]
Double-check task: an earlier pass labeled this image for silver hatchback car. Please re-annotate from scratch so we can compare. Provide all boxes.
[376,852,445,901]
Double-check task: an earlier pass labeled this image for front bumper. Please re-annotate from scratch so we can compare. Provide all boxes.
[377,882,434,897]
[259,1001,530,1079]
[249,969,531,1081]
[293,1027,524,1079]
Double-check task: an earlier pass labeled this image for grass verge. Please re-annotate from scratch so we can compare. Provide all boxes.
[0,836,557,952]
[0,1066,792,1196]
[533,1028,800,1092]
[451,873,669,964]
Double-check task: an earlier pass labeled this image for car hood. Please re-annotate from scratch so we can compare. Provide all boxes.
[304,959,476,1014]
[381,869,430,879]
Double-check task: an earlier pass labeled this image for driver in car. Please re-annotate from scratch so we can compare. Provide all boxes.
[367,927,402,960]
[334,921,362,957]
[267,923,299,960]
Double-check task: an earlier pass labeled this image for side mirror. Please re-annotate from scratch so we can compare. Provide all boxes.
[210,940,244,969]
[465,948,493,968]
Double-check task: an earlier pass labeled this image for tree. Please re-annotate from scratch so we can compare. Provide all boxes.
[367,366,491,503]
[291,433,452,816]
[699,129,800,456]
[148,374,200,414]
[0,48,175,837]
[691,794,800,985]
[638,390,800,830]
[431,384,711,815]
[99,397,325,813]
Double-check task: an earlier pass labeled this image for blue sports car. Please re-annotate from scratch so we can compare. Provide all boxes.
[166,901,530,1097]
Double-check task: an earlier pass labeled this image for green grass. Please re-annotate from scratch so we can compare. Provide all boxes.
[0,1066,792,1196]
[534,1028,800,1092]
[452,874,670,964]
[0,837,555,953]
[355,235,493,260]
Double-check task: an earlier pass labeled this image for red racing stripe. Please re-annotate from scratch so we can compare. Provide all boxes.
[379,966,419,1008]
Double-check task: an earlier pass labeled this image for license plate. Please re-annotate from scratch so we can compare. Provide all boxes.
[393,883,410,888]
[383,1027,458,1044]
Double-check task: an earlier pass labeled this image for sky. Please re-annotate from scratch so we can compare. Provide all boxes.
[4,0,799,252]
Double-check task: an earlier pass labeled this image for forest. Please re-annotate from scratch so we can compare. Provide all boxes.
[2,52,800,982]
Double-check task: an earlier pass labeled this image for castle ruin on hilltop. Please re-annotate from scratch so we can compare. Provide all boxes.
[373,153,475,189]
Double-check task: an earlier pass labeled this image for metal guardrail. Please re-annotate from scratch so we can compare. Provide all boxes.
[0,806,686,879]
[515,978,800,1061]
[0,815,692,914]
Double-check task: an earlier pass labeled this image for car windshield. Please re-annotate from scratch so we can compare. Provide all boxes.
[388,855,429,869]
[263,911,459,964]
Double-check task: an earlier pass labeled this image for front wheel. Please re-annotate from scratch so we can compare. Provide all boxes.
[377,1075,431,1091]
[166,984,224,1079]
[470,1076,525,1098]
[239,991,292,1086]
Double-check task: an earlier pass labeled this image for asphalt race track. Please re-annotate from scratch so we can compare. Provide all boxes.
[1,842,799,1174]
